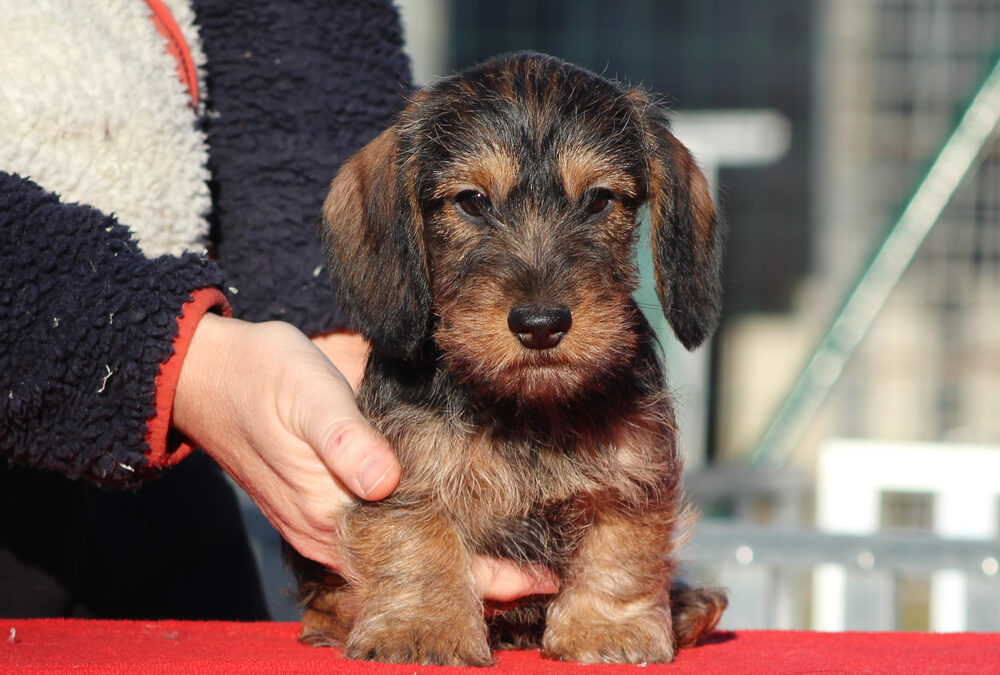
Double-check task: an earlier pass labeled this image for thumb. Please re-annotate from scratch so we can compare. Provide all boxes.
[290,355,401,501]
[318,414,400,500]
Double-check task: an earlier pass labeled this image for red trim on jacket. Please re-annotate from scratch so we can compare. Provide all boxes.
[143,0,199,107]
[145,287,230,468]
[141,1,209,468]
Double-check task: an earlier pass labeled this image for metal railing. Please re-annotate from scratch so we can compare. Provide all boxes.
[749,56,1000,468]
[686,519,1000,632]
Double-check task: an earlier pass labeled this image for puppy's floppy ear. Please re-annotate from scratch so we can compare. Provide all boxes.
[320,125,430,358]
[635,96,724,350]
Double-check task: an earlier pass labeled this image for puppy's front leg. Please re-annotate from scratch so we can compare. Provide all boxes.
[542,506,676,664]
[342,505,493,667]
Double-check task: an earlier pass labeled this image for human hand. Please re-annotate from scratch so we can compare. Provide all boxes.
[172,314,400,568]
[174,314,557,600]
[310,331,368,392]
[473,557,559,601]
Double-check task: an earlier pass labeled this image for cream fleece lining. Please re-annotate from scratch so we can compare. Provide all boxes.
[0,0,211,257]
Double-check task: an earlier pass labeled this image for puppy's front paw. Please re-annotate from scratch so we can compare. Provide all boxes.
[297,581,359,648]
[299,607,348,648]
[542,609,675,664]
[346,616,493,667]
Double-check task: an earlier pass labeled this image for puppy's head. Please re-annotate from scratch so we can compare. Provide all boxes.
[322,53,723,404]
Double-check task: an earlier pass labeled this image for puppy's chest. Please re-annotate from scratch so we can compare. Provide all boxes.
[372,402,667,566]
[382,409,607,504]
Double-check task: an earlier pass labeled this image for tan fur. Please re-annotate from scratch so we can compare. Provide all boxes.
[557,148,638,203]
[432,146,522,205]
[664,132,717,255]
[543,509,677,664]
[296,53,727,667]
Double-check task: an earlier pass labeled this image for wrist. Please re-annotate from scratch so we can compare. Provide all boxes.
[147,288,229,468]
[171,311,240,443]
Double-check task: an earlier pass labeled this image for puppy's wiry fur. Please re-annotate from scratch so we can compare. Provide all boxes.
[292,53,727,666]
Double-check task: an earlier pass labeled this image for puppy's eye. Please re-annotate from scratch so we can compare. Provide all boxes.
[455,190,493,220]
[585,188,615,216]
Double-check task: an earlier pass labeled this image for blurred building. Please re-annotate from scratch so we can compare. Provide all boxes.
[721,0,1000,468]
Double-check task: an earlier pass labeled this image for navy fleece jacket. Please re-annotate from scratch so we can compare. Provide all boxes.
[0,0,412,486]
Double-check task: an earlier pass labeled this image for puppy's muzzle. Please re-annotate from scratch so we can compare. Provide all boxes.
[508,303,572,350]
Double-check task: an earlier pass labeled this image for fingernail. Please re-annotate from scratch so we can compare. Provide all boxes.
[528,572,559,595]
[357,456,392,498]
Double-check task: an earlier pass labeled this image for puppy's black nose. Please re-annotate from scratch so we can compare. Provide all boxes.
[508,304,572,350]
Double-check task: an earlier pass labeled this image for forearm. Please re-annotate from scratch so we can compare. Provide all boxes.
[0,173,227,485]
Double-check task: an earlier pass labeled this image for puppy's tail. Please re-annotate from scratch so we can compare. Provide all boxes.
[670,580,728,648]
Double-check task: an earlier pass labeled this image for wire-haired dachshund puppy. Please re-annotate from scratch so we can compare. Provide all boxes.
[291,52,727,666]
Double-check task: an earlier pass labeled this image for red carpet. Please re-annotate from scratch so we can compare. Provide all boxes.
[3,619,998,673]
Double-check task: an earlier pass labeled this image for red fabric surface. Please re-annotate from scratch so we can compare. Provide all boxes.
[2,620,998,674]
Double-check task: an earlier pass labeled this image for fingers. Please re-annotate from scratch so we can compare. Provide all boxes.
[472,556,559,602]
[253,322,400,502]
[319,421,400,500]
[311,332,370,392]
[288,342,401,501]
[278,333,400,500]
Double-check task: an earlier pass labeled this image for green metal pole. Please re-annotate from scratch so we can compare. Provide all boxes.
[750,56,1000,468]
